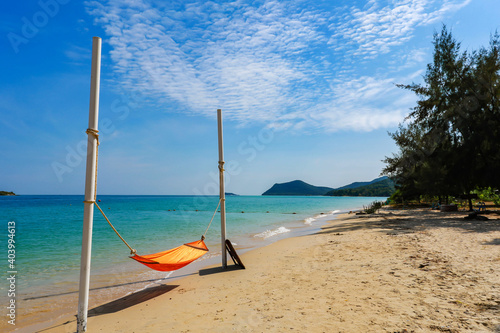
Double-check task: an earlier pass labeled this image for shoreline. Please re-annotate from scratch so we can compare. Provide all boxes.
[11,208,500,332]
[6,207,349,333]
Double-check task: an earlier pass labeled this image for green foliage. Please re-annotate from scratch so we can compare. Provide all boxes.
[473,187,500,205]
[382,26,500,203]
[388,189,404,204]
[363,201,384,214]
[0,191,15,196]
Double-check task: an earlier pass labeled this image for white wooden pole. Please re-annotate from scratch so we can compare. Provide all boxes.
[77,36,101,333]
[217,109,227,268]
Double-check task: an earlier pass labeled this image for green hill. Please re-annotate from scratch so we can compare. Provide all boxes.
[262,180,333,196]
[0,191,15,196]
[324,178,395,197]
[262,177,395,196]
[335,176,389,190]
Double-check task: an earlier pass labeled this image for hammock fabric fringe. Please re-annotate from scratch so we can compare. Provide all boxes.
[130,239,208,272]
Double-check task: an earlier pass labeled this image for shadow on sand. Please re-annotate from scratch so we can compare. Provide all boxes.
[39,283,178,332]
[24,272,196,301]
[314,209,500,237]
[87,283,178,317]
[198,264,245,276]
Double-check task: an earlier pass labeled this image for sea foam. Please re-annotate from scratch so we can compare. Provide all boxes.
[254,226,291,239]
[304,209,341,224]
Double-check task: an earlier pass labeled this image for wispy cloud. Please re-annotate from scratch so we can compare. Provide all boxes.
[329,0,471,59]
[272,73,417,133]
[64,44,92,64]
[85,0,471,131]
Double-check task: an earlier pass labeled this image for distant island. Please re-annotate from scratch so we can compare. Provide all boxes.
[262,177,394,197]
[0,191,16,196]
[262,180,334,196]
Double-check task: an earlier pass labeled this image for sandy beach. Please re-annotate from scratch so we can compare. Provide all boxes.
[18,208,500,332]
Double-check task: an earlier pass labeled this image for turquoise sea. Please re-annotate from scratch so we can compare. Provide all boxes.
[0,195,386,329]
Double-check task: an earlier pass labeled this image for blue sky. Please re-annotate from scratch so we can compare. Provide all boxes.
[1,0,499,195]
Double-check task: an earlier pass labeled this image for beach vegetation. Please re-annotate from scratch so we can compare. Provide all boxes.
[362,200,384,214]
[382,25,500,211]
[473,187,500,205]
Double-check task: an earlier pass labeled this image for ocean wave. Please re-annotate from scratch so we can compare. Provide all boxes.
[304,210,341,224]
[254,226,290,239]
[304,217,315,224]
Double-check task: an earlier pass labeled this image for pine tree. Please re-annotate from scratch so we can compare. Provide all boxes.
[383,26,500,209]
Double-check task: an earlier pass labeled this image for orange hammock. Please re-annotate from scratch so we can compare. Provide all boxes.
[85,129,219,273]
[130,239,208,272]
[93,200,218,272]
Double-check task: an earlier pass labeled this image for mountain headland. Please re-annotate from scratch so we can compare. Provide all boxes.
[262,177,394,197]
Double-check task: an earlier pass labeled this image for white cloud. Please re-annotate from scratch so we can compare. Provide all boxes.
[329,0,472,58]
[270,73,416,133]
[64,44,92,63]
[85,0,470,132]
[87,0,326,122]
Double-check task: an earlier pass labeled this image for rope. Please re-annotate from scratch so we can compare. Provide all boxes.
[82,127,219,254]
[83,128,137,255]
[84,199,137,254]
[94,201,137,255]
[202,198,222,240]
[85,128,100,202]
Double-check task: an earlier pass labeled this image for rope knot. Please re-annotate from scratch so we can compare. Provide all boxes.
[86,128,100,146]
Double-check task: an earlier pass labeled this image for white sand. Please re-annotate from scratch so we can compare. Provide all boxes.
[14,208,500,332]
